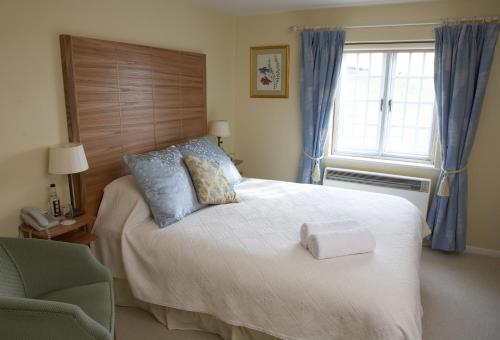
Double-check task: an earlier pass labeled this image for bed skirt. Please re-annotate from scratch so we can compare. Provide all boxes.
[114,278,278,340]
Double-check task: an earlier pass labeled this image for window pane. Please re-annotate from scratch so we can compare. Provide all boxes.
[367,102,380,124]
[365,126,378,149]
[390,103,405,125]
[407,79,421,102]
[393,78,407,101]
[370,53,384,76]
[336,52,385,153]
[423,53,434,76]
[395,53,409,76]
[405,104,419,126]
[358,54,370,74]
[341,77,356,100]
[356,78,369,100]
[409,53,424,76]
[419,104,434,128]
[344,53,357,70]
[355,102,366,122]
[402,128,417,149]
[387,126,402,148]
[334,50,436,161]
[421,79,434,102]
[415,129,431,154]
[384,51,435,158]
[368,78,382,100]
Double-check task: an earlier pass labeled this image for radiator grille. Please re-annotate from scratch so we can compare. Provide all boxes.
[324,169,429,192]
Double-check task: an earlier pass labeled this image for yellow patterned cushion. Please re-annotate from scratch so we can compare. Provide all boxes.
[183,155,238,205]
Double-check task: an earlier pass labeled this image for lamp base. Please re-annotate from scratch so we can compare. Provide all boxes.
[65,209,84,218]
[67,174,84,218]
[61,219,76,226]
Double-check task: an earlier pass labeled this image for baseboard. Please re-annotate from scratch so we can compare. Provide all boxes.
[465,246,500,258]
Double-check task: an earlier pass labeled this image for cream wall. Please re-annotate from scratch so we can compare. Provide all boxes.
[233,0,500,250]
[1,0,499,251]
[0,0,235,236]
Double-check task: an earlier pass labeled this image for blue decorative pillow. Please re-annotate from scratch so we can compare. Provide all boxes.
[176,136,242,186]
[123,146,203,228]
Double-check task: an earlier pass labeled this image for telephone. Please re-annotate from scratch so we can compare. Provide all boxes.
[21,207,59,231]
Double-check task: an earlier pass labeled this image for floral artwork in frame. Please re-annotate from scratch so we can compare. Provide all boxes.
[250,45,289,98]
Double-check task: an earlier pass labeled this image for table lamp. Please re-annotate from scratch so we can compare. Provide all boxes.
[209,120,231,148]
[49,143,89,218]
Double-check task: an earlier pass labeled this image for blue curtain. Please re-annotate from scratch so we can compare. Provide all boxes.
[298,31,345,184]
[428,23,499,252]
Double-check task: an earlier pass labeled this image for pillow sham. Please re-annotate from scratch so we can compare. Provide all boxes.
[92,175,150,278]
[183,155,238,205]
[123,146,203,228]
[176,136,242,186]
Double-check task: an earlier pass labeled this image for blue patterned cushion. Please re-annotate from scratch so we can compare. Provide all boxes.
[176,137,242,186]
[123,146,203,228]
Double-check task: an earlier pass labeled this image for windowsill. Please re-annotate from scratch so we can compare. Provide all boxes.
[326,154,440,172]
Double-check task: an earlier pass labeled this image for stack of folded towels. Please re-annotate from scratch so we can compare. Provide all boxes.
[300,220,376,260]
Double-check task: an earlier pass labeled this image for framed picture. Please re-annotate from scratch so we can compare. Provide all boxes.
[250,45,289,98]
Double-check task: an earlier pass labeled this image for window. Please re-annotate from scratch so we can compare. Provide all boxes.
[331,48,436,163]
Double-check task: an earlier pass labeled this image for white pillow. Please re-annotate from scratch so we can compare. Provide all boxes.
[95,175,151,233]
[92,175,151,278]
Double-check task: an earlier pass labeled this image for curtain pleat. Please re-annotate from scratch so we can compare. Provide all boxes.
[298,31,345,184]
[428,23,499,252]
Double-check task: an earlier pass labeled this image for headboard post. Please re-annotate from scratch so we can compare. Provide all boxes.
[59,35,207,216]
[60,35,84,211]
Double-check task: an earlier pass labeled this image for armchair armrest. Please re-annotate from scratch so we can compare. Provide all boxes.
[0,296,111,340]
[0,238,111,298]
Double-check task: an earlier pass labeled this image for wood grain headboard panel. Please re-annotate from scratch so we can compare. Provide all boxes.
[60,35,207,216]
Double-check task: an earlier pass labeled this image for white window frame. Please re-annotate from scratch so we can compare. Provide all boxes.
[328,43,439,165]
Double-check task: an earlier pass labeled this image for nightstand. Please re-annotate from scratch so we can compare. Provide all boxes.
[19,213,97,247]
[233,159,243,174]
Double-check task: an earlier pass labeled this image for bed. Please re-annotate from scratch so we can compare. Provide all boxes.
[60,35,430,340]
[91,175,429,340]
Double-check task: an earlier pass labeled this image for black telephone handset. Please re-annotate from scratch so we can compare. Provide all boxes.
[20,207,59,231]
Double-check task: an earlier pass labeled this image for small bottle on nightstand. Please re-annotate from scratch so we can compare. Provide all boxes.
[48,184,62,217]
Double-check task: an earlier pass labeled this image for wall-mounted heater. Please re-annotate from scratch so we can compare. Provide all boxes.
[323,167,432,216]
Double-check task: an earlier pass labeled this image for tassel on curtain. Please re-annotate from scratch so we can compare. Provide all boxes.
[302,150,324,183]
[297,31,345,184]
[436,167,467,197]
[427,23,499,252]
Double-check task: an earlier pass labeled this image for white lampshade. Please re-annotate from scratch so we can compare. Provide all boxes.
[209,120,231,138]
[49,143,89,175]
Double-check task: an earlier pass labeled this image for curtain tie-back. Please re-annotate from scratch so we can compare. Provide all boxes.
[303,150,324,182]
[437,166,467,197]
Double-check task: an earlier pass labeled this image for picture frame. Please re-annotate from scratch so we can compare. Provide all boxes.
[250,45,289,98]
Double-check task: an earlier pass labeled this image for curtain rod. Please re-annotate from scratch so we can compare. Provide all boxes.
[289,15,500,32]
[345,39,435,45]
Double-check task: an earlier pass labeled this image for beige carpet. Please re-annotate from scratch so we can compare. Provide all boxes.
[116,248,500,340]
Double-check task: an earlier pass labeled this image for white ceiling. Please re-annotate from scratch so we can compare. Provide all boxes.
[194,0,432,15]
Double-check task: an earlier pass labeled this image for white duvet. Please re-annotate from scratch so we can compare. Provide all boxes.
[95,177,429,340]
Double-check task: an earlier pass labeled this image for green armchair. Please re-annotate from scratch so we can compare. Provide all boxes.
[0,237,114,340]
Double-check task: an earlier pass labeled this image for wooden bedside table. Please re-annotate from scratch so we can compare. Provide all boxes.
[19,213,97,247]
[232,159,243,175]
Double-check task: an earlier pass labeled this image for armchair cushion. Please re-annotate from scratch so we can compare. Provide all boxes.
[0,296,110,340]
[38,282,113,331]
[0,238,114,340]
[0,245,25,298]
[0,237,110,298]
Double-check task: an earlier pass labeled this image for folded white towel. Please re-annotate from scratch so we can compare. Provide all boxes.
[300,220,361,249]
[308,227,376,260]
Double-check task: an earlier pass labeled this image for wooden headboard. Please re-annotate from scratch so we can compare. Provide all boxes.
[60,35,207,216]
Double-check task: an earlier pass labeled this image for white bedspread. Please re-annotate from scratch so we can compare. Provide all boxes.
[105,178,429,339]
